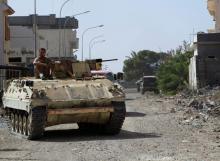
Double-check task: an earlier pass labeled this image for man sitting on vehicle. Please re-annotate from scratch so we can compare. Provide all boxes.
[33,48,54,79]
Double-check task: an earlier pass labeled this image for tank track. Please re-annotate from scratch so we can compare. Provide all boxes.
[103,102,126,135]
[77,102,126,135]
[5,107,46,140]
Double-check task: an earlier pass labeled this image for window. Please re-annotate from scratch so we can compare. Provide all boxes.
[8,57,22,63]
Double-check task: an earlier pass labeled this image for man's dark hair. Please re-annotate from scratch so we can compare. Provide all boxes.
[39,48,46,52]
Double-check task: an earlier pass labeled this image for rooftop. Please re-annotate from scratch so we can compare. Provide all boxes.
[9,14,78,29]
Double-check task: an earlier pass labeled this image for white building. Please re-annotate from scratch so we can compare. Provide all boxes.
[8,14,79,65]
[189,36,198,90]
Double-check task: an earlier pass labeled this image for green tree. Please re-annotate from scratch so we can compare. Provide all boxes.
[123,50,165,81]
[156,41,193,95]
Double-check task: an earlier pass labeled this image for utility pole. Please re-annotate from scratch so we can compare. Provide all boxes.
[81,25,104,61]
[34,0,37,57]
[59,0,73,58]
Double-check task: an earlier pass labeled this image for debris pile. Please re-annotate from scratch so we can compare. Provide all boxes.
[176,86,220,129]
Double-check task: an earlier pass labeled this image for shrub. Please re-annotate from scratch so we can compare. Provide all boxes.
[156,48,193,95]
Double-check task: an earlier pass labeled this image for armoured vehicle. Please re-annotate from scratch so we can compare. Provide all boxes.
[140,76,158,94]
[1,59,126,140]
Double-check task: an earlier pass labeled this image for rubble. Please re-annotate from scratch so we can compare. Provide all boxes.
[170,108,176,113]
[213,127,220,133]
[176,86,220,130]
[191,119,203,129]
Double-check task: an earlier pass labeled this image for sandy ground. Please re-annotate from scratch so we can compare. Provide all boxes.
[0,88,219,161]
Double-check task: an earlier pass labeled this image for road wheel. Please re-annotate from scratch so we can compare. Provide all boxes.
[24,115,29,136]
[11,112,15,132]
[19,114,24,135]
[15,112,19,133]
[103,102,126,135]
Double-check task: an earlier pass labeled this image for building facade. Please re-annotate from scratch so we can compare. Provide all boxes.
[8,14,78,66]
[0,0,14,90]
[0,0,14,65]
[207,0,220,32]
[189,1,220,90]
[189,33,220,90]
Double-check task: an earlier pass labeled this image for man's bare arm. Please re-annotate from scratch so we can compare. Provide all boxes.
[33,58,47,67]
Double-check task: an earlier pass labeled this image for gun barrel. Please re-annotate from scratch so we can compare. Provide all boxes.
[102,59,118,62]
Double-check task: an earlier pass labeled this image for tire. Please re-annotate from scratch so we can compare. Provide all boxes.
[27,107,46,140]
[103,102,126,135]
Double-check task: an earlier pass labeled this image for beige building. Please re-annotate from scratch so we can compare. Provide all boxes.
[207,0,220,32]
[0,0,14,65]
[0,0,14,89]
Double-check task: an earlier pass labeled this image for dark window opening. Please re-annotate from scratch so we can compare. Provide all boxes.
[9,57,22,63]
[208,56,215,59]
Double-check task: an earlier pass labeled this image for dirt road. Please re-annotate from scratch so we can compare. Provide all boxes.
[0,89,219,161]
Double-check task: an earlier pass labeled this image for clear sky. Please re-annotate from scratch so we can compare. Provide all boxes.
[8,0,213,72]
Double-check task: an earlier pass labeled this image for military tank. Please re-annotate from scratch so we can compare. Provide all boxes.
[2,60,126,140]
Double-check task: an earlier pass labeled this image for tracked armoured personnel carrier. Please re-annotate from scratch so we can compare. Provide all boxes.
[1,59,126,140]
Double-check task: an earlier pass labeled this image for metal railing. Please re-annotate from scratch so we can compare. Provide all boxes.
[0,65,28,91]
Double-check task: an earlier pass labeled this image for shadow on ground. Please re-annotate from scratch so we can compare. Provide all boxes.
[40,129,162,142]
[0,148,24,152]
[125,98,136,101]
[126,112,146,117]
